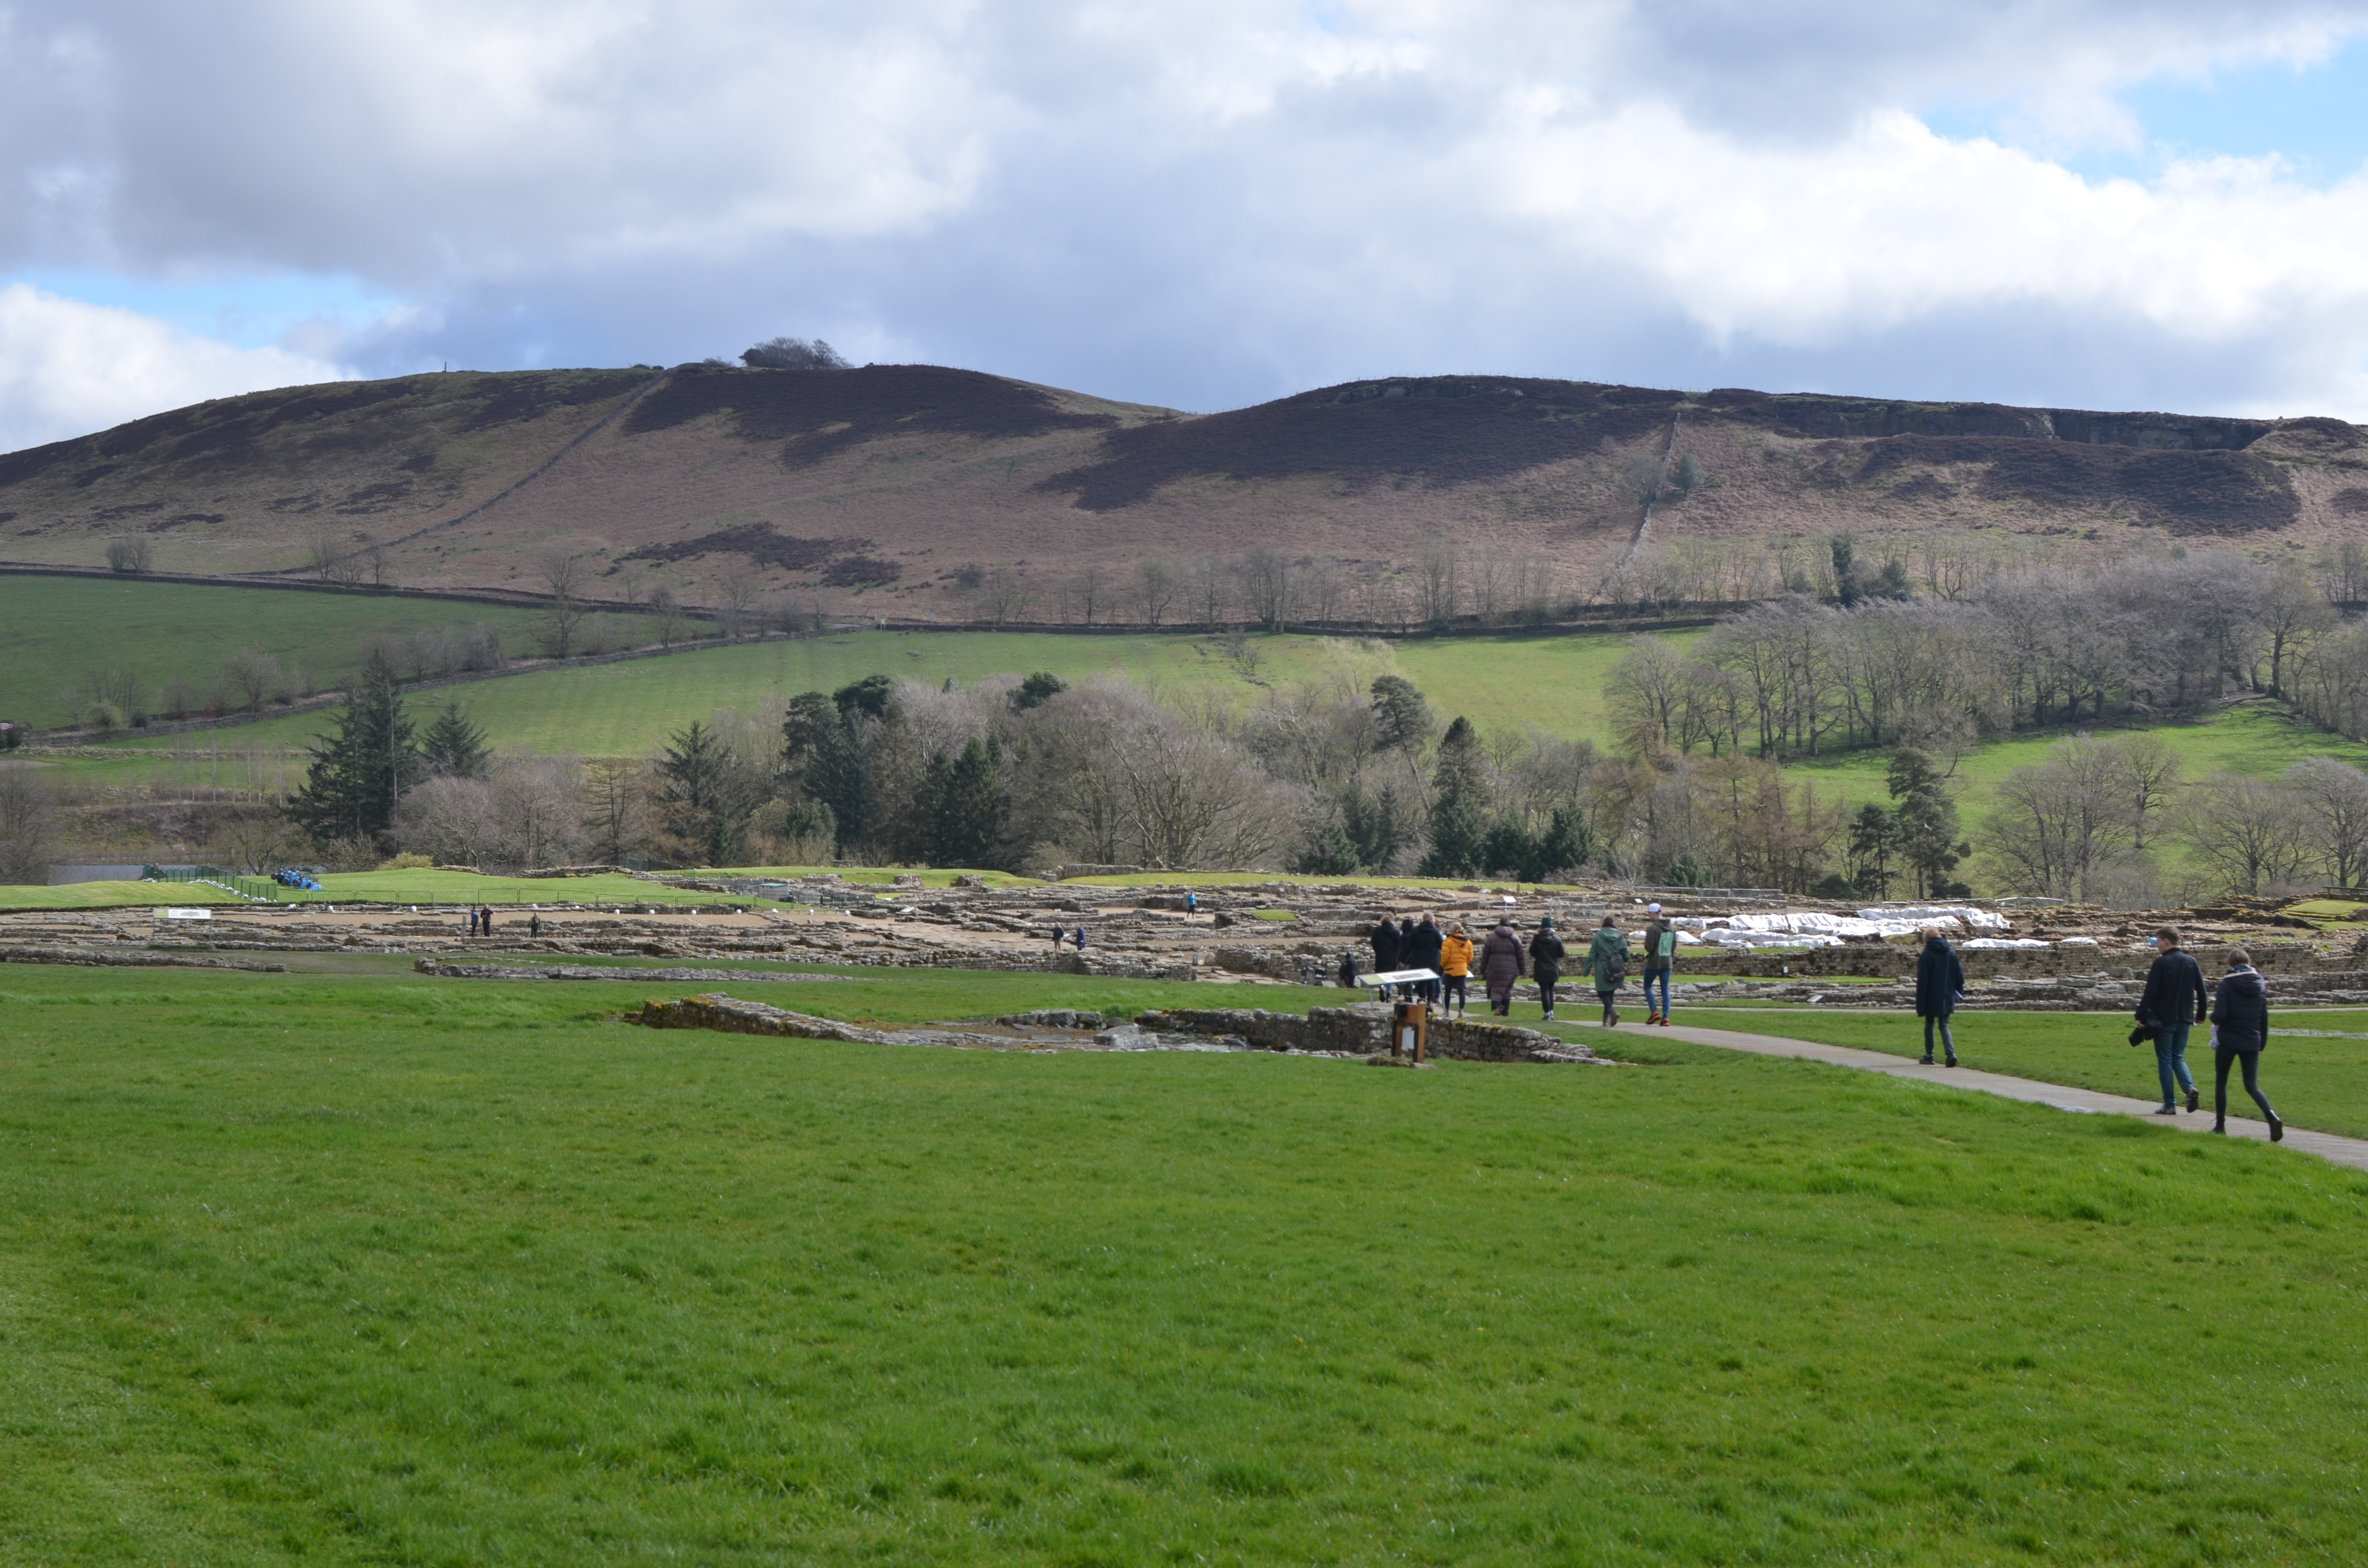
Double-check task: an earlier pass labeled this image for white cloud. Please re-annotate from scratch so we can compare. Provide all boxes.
[8,0,2368,427]
[0,284,345,452]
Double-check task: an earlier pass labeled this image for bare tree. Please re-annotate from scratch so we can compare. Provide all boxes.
[2287,756,2368,891]
[581,759,651,865]
[105,537,153,574]
[647,586,683,648]
[1135,557,1180,627]
[538,548,590,658]
[982,567,1033,628]
[308,531,365,586]
[222,646,284,712]
[741,336,851,370]
[1418,542,1459,629]
[2182,772,2309,895]
[0,770,55,883]
[1191,555,1230,628]
[1237,548,1292,632]
[1063,564,1108,626]
[717,576,758,641]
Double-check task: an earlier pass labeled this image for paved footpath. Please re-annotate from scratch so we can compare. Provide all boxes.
[1576,1016,2368,1174]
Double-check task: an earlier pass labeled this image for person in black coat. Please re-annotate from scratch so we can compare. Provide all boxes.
[1369,917,1403,997]
[1406,915,1445,1003]
[1913,928,1966,1066]
[2208,947,2282,1140]
[1528,917,1569,1020]
[2135,925,2208,1114]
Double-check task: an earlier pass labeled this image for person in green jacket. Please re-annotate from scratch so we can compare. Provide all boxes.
[1587,915,1632,1027]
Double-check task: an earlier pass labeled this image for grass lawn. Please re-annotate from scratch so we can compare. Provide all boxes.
[6,965,2368,1563]
[1666,1004,2368,1139]
[0,866,1056,912]
[62,625,1680,765]
[1789,704,2368,866]
[0,575,551,728]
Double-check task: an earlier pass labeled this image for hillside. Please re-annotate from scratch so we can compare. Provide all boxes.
[3,363,2362,619]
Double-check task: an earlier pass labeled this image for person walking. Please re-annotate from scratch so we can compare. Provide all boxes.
[2209,947,2282,1140]
[1640,902,1676,1026]
[467,907,479,937]
[1913,925,1965,1066]
[2135,925,2208,1114]
[1586,914,1631,1026]
[481,906,495,936]
[1439,923,1475,1017]
[1529,917,1568,1021]
[1407,913,1445,1004]
[1369,915,1404,998]
[1073,925,1087,953]
[1337,949,1359,990]
[529,913,542,938]
[1479,918,1526,1017]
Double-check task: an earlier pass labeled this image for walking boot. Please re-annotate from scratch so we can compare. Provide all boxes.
[2269,1113,2285,1142]
[1919,1054,1934,1066]
[2186,1087,2200,1113]
[1945,1053,1958,1068]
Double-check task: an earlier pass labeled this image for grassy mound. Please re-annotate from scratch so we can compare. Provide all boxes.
[4,964,2367,1562]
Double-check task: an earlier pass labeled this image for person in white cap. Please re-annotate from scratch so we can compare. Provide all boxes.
[1641,903,1676,1026]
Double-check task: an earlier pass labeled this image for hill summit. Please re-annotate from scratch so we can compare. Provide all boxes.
[2,363,2359,618]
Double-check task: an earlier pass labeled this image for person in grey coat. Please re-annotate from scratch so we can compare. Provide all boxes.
[2208,947,2282,1140]
[1913,928,1966,1067]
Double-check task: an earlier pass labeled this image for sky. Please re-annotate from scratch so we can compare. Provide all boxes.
[5,0,2368,452]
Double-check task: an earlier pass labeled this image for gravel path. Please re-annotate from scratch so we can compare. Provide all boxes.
[1578,1018,2368,1172]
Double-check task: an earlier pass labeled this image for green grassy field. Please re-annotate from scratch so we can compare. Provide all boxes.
[7,964,2368,1562]
[1789,703,2368,834]
[1662,1003,2368,1139]
[51,624,1672,765]
[0,575,554,727]
[0,865,1061,913]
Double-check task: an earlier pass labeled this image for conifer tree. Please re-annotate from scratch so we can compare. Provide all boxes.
[419,701,491,780]
[288,647,418,846]
[1418,716,1488,876]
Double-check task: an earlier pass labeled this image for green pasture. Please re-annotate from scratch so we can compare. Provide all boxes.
[6,965,2368,1562]
[1663,1004,2368,1139]
[1790,702,2368,862]
[61,623,1673,763]
[0,575,553,728]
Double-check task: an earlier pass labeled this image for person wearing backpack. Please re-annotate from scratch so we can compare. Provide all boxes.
[2208,946,2282,1140]
[1640,902,1677,1026]
[1586,914,1631,1027]
[2134,925,2207,1114]
[1528,916,1568,1021]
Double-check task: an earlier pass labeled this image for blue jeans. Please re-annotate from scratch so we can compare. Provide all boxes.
[2154,1021,2197,1106]
[1643,969,1671,1016]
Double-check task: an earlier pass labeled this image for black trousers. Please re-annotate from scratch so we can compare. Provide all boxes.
[1442,976,1468,1008]
[1536,975,1558,1013]
[2214,1046,2275,1122]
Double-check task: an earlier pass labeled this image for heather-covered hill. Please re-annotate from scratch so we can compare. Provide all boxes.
[2,362,2360,620]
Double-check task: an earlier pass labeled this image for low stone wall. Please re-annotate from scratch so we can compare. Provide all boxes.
[1668,940,2332,980]
[0,943,285,973]
[1138,1004,1592,1063]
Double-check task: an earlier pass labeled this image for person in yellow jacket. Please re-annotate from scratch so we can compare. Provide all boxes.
[1438,923,1475,1017]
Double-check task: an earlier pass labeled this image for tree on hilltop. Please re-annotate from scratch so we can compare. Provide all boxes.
[742,337,851,370]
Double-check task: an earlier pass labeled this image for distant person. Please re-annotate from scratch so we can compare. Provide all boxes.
[2209,947,2282,1140]
[1185,892,1198,913]
[1480,919,1526,1017]
[1337,950,1359,990]
[1369,915,1403,997]
[529,913,542,938]
[1586,915,1630,1026]
[1914,925,1965,1067]
[1073,925,1087,953]
[481,906,496,936]
[1395,917,1423,998]
[2135,925,2207,1114]
[1051,924,1065,948]
[1439,923,1475,1017]
[1528,917,1567,1021]
[1407,913,1445,1004]
[467,907,479,937]
[1640,902,1676,1026]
